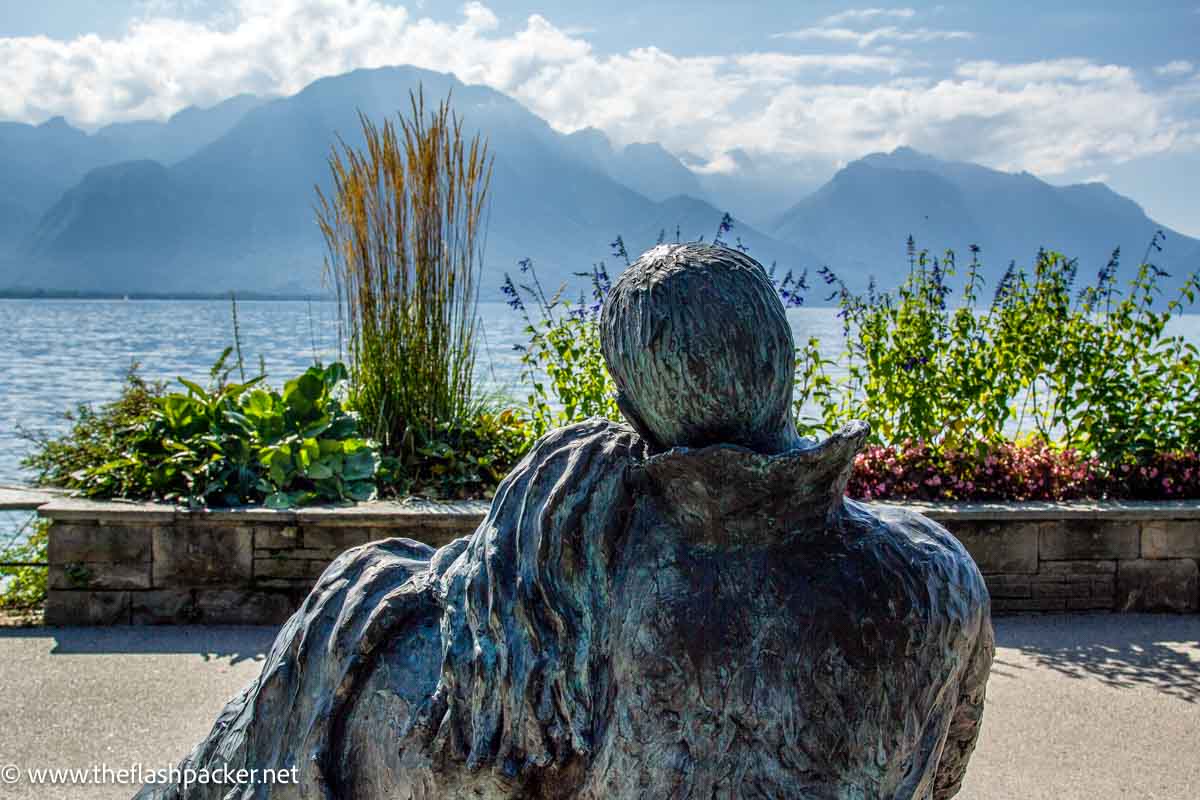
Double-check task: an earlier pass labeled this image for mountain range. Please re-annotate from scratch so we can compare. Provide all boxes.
[1,65,1196,301]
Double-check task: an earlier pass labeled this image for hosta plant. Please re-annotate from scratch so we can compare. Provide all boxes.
[27,354,379,508]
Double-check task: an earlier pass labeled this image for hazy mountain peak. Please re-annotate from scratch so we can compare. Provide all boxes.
[773,144,1197,292]
[859,146,943,171]
[562,127,614,167]
[168,93,262,124]
[37,115,73,130]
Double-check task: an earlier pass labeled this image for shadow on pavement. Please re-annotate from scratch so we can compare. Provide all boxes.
[0,625,278,665]
[996,613,1200,703]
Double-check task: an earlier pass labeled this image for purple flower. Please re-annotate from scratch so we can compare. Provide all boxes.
[501,274,525,311]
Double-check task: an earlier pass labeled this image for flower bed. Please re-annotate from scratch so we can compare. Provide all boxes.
[850,443,1200,502]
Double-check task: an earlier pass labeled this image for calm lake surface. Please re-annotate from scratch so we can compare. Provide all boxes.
[3,297,1200,544]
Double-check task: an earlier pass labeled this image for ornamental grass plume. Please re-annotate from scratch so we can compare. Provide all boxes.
[317,88,492,449]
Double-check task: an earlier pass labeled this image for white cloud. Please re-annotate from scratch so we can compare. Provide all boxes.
[1155,60,1195,77]
[955,59,1139,86]
[733,52,906,79]
[822,7,916,26]
[716,60,1185,175]
[0,0,1193,179]
[773,25,973,48]
[776,6,968,49]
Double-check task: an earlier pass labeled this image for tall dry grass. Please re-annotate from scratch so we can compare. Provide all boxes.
[317,89,492,448]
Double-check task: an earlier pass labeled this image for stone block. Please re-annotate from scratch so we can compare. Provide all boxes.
[194,590,295,625]
[992,597,1064,613]
[1117,559,1199,612]
[131,590,200,624]
[1032,581,1088,599]
[1141,521,1200,559]
[254,525,301,550]
[1039,520,1139,560]
[153,524,253,587]
[1038,560,1116,575]
[302,527,370,551]
[49,562,151,590]
[256,578,316,591]
[283,547,345,561]
[254,557,327,580]
[982,575,1031,599]
[44,590,130,625]
[947,521,1039,574]
[48,523,151,564]
[1066,597,1113,611]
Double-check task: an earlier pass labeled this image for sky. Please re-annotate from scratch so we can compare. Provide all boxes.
[2,0,1198,235]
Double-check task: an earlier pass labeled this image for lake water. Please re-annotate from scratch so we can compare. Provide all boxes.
[4,297,1199,546]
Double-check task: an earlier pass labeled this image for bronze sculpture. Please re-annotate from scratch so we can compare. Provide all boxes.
[137,243,993,799]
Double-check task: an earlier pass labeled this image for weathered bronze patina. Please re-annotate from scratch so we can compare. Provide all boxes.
[137,243,993,800]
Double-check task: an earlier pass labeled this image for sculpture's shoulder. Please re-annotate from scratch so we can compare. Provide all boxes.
[484,417,645,517]
[521,417,645,468]
[844,499,991,624]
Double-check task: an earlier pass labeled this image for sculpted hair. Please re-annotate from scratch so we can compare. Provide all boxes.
[429,420,642,781]
[599,243,800,454]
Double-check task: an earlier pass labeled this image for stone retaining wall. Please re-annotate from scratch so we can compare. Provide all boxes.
[39,498,1200,625]
[41,499,485,626]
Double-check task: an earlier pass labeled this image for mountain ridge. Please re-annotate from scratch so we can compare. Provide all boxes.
[772,147,1199,292]
[2,69,1194,300]
[6,66,813,296]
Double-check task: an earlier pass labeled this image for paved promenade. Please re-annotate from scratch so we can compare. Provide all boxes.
[0,614,1196,799]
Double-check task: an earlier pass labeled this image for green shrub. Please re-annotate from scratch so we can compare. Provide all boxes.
[799,235,1200,469]
[25,355,378,508]
[508,226,1200,500]
[504,258,621,441]
[22,364,166,487]
[378,406,531,499]
[0,521,48,610]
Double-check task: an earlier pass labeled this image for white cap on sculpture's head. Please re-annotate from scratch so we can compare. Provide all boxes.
[599,243,802,454]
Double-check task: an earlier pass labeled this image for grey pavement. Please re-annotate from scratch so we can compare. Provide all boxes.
[0,614,1196,799]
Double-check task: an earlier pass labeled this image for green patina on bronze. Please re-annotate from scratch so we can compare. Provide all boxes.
[601,242,802,455]
[137,244,993,800]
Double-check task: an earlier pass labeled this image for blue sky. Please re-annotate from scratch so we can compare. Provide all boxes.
[2,1,1198,234]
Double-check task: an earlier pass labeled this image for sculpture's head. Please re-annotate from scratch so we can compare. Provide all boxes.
[600,243,802,454]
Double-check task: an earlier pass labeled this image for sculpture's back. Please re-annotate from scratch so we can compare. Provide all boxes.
[136,244,992,800]
[586,244,993,798]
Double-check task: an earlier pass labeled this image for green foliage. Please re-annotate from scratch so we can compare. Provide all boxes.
[378,406,531,499]
[26,356,379,508]
[504,259,622,440]
[0,521,48,610]
[22,364,166,486]
[796,235,1200,471]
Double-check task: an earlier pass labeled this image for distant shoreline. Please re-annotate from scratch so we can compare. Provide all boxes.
[0,289,335,301]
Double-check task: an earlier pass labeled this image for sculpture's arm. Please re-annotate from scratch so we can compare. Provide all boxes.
[132,537,444,800]
[932,616,995,799]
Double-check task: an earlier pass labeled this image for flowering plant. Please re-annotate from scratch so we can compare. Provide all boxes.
[506,222,1200,501]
